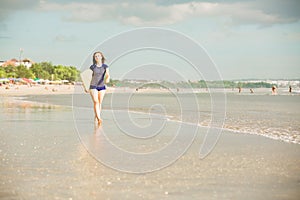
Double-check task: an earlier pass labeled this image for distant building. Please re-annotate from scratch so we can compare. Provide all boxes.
[0,60,5,66]
[1,58,34,68]
[21,59,33,68]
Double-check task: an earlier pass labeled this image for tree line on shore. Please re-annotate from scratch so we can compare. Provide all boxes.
[0,62,277,88]
[0,62,80,82]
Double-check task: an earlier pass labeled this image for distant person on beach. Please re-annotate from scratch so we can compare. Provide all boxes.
[271,85,277,95]
[88,51,110,126]
[289,85,292,93]
[250,88,254,93]
[238,87,242,93]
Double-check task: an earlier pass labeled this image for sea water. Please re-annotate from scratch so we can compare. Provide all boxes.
[20,89,300,144]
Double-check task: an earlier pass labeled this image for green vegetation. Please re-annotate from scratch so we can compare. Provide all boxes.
[235,81,274,88]
[0,62,80,82]
[0,63,277,88]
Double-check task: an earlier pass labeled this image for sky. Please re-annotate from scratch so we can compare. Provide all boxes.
[0,0,299,80]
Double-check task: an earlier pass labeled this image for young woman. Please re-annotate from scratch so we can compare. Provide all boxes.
[89,51,110,125]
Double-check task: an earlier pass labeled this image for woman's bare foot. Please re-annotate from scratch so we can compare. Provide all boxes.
[97,118,102,126]
[94,116,102,125]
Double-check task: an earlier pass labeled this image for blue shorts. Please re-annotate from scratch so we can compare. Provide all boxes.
[90,85,106,91]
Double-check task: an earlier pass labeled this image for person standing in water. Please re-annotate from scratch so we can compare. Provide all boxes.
[89,51,110,125]
[271,85,277,95]
[289,85,292,93]
[238,86,242,93]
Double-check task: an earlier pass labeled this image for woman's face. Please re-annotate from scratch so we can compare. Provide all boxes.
[94,53,102,63]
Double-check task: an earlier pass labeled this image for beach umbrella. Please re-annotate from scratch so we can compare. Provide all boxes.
[22,78,32,83]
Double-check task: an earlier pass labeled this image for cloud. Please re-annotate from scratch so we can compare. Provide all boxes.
[37,0,300,27]
[38,1,179,25]
[1,0,299,27]
[0,0,39,21]
[253,0,300,20]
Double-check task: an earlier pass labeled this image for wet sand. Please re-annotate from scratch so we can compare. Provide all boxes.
[0,97,299,199]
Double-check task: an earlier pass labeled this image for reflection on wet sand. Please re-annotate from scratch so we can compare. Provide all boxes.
[1,97,62,112]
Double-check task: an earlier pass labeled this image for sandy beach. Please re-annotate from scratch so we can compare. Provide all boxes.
[0,84,177,96]
[0,87,300,199]
[0,84,79,96]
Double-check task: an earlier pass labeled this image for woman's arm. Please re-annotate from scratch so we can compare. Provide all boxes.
[105,68,110,83]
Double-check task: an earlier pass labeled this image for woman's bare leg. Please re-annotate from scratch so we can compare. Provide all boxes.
[98,89,106,123]
[90,89,101,124]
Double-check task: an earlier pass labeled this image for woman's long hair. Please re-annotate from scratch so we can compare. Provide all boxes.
[92,51,106,65]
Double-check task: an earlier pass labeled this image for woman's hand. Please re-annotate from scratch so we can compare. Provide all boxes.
[83,85,89,93]
[105,68,110,84]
